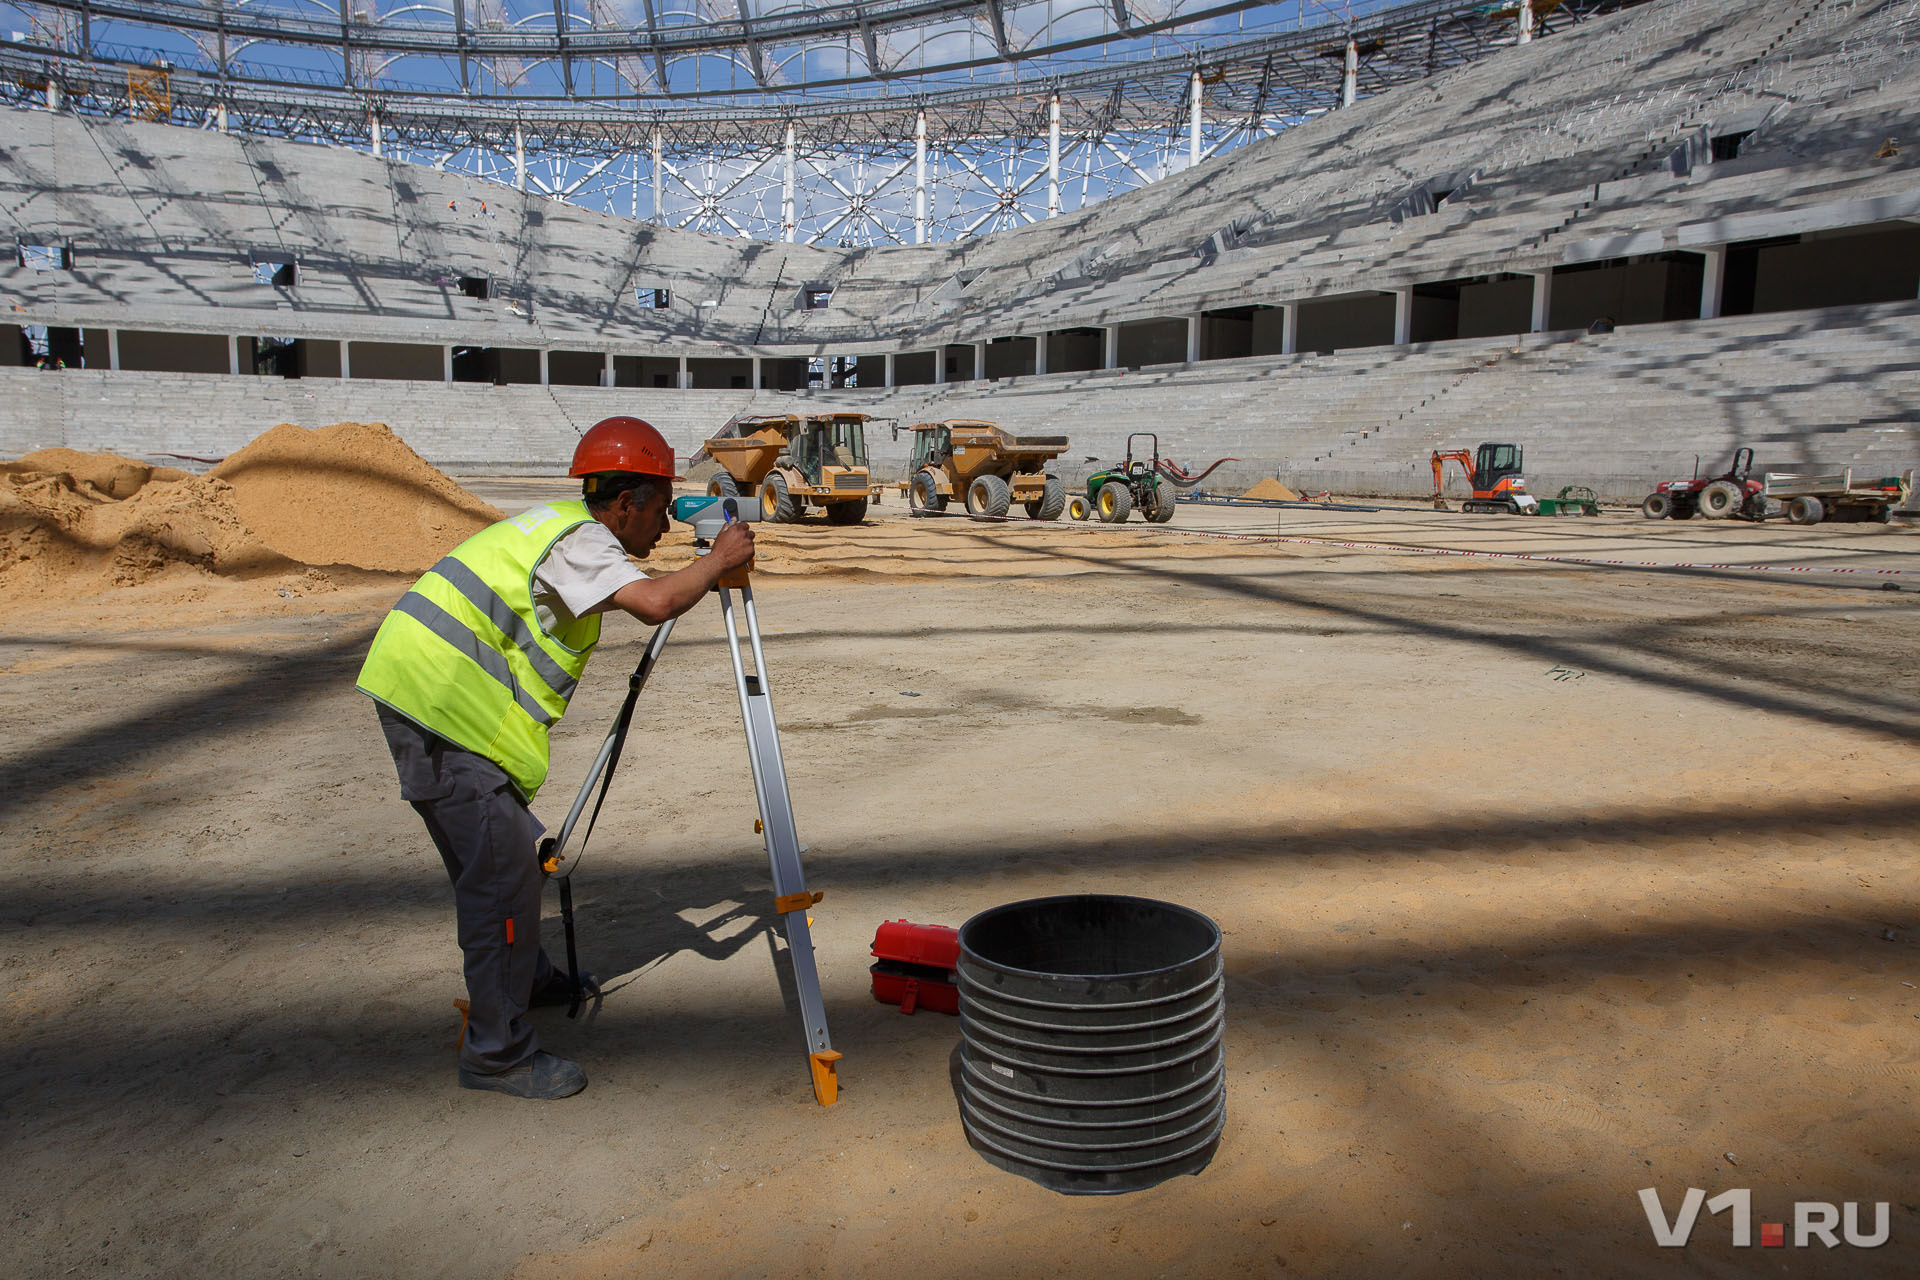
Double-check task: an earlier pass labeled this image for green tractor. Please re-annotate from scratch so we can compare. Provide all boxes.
[1068,433,1178,524]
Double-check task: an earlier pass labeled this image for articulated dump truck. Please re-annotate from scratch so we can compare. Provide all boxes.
[897,419,1070,521]
[700,412,881,524]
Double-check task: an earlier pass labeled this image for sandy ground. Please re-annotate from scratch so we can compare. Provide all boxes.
[3,486,1918,1278]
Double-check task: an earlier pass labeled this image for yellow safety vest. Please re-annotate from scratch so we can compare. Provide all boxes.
[356,500,604,801]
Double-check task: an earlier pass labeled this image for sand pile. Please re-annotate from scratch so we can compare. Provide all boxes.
[209,422,501,573]
[1,422,502,602]
[0,467,281,593]
[3,448,190,499]
[1242,477,1299,501]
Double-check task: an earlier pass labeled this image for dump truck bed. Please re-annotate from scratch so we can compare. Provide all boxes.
[1764,468,1913,501]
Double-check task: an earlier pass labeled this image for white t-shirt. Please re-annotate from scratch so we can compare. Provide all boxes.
[530,519,647,634]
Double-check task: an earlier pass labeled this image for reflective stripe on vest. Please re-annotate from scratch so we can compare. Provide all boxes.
[355,500,605,801]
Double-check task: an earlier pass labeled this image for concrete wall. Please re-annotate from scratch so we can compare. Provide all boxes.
[1299,295,1395,354]
[117,330,228,375]
[1744,225,1920,315]
[1550,256,1702,331]
[349,341,441,381]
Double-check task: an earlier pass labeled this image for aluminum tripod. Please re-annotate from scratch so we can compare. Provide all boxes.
[542,512,840,1105]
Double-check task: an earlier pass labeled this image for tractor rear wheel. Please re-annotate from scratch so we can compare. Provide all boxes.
[760,472,798,523]
[1096,480,1133,523]
[966,474,1012,520]
[1641,493,1670,519]
[908,469,947,516]
[1026,474,1066,520]
[825,499,866,525]
[1067,494,1092,521]
[1147,478,1177,523]
[1787,495,1825,525]
[708,472,741,501]
[1698,480,1743,519]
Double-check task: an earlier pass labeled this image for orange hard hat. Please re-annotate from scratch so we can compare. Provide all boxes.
[569,416,681,480]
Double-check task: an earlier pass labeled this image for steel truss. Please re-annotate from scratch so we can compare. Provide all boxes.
[0,2,1642,244]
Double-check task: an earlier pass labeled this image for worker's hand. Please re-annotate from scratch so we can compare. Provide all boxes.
[711,520,754,570]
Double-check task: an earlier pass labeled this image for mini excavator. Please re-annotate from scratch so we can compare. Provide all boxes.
[1430,442,1538,514]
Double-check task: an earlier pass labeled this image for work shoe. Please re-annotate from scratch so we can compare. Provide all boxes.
[530,969,600,1009]
[458,1051,587,1100]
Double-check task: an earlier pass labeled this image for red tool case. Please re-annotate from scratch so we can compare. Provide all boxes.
[869,919,960,1015]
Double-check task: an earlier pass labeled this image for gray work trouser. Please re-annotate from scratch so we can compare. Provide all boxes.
[377,707,561,1073]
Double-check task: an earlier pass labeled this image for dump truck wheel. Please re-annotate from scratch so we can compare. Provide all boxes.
[708,473,740,501]
[908,469,947,516]
[1026,474,1066,520]
[1147,479,1177,523]
[1097,480,1133,523]
[760,472,798,523]
[826,498,867,525]
[1698,480,1742,520]
[1786,495,1825,525]
[966,474,1012,520]
[1067,494,1092,521]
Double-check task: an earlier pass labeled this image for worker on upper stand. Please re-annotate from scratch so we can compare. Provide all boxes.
[356,416,754,1100]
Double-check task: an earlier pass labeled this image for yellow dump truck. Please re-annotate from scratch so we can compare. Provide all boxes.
[701,412,880,524]
[897,419,1070,520]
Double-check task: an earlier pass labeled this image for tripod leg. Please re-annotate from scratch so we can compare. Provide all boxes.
[718,585,840,1105]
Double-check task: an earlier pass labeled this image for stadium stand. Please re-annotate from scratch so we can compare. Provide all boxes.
[0,0,1915,498]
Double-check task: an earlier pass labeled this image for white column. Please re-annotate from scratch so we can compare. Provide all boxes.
[602,351,613,387]
[216,102,228,134]
[652,128,664,224]
[1392,289,1412,345]
[971,341,986,381]
[677,355,690,389]
[1034,335,1048,376]
[934,347,947,385]
[1189,70,1203,167]
[782,123,796,244]
[914,110,928,245]
[1700,248,1726,320]
[445,345,456,382]
[1342,39,1358,109]
[1047,94,1061,219]
[1102,326,1120,370]
[370,115,383,158]
[751,355,763,389]
[46,80,59,112]
[227,334,240,375]
[107,328,120,371]
[1529,271,1553,333]
[513,124,526,193]
[538,349,550,385]
[1185,314,1202,363]
[340,341,351,379]
[1519,0,1536,44]
[883,352,897,387]
[1281,304,1298,356]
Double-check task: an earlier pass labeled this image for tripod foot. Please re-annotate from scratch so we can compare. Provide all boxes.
[809,1050,843,1106]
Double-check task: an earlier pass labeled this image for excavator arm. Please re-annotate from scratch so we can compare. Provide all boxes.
[1431,450,1475,509]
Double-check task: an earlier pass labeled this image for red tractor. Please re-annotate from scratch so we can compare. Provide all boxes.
[1642,447,1766,522]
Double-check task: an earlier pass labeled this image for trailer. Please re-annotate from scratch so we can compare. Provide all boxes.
[1762,468,1913,525]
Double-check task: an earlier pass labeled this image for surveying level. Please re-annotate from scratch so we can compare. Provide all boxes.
[542,494,841,1105]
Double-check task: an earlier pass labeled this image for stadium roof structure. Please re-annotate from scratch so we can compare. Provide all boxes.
[0,0,1644,242]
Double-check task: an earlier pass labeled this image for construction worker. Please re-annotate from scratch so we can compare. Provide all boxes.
[356,416,754,1099]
